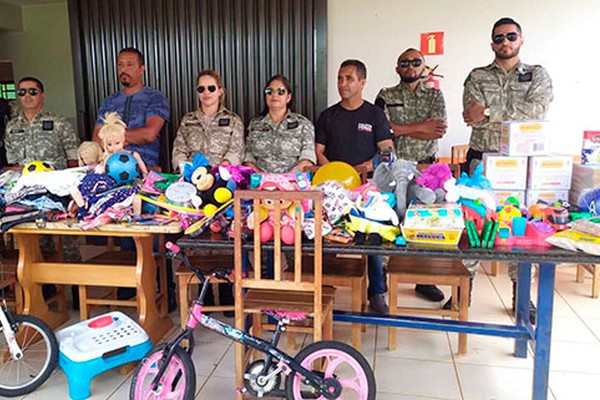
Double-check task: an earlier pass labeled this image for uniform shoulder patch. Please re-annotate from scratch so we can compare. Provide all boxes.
[518,72,533,82]
[287,120,299,130]
[218,118,230,127]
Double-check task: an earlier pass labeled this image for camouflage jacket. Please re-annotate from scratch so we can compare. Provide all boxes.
[463,61,553,152]
[244,111,316,173]
[376,82,446,161]
[4,109,79,169]
[172,107,244,170]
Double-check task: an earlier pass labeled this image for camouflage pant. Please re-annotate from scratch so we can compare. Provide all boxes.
[39,235,81,263]
[462,259,481,275]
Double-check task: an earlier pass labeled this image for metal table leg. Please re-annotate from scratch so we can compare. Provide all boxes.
[532,262,555,400]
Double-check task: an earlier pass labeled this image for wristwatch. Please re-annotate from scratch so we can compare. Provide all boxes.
[483,107,491,117]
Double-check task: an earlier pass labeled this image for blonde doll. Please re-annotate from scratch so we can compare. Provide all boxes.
[98,112,148,176]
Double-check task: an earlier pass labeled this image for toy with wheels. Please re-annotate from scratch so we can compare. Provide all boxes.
[56,311,152,400]
[312,161,361,190]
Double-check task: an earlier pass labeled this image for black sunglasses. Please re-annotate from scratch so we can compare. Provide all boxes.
[398,59,423,68]
[196,85,217,94]
[264,87,287,96]
[17,88,41,97]
[492,32,519,45]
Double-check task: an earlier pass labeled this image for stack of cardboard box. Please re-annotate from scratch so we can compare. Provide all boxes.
[482,121,572,207]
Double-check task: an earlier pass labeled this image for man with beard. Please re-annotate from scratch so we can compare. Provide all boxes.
[376,48,447,164]
[462,17,553,323]
[92,48,169,167]
[375,48,447,303]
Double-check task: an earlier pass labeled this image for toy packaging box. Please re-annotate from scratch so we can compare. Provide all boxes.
[525,189,569,207]
[401,203,465,246]
[570,163,600,205]
[581,130,600,165]
[526,155,573,190]
[482,153,528,190]
[493,190,525,206]
[501,121,551,156]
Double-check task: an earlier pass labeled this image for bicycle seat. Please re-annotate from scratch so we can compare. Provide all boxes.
[262,309,308,322]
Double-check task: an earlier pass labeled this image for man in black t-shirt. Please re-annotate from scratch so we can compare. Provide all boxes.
[315,59,394,313]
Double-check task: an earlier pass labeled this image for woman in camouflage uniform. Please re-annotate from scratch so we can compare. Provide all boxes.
[243,75,316,173]
[172,70,244,171]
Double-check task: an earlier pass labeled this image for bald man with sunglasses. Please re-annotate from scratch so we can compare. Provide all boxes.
[462,17,554,324]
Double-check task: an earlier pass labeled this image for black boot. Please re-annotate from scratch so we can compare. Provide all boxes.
[415,284,444,302]
[512,282,537,325]
[218,282,235,317]
[443,277,473,310]
[71,285,80,311]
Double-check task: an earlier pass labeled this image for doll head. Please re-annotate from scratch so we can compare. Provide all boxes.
[77,141,103,167]
[98,112,127,155]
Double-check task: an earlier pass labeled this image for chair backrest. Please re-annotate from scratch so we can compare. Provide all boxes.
[233,189,323,299]
[451,145,469,165]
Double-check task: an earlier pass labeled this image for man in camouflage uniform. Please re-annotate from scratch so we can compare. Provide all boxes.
[5,77,79,170]
[462,17,554,322]
[375,48,447,303]
[4,77,81,303]
[376,48,447,164]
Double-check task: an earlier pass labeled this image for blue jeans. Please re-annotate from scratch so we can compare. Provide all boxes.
[368,255,385,296]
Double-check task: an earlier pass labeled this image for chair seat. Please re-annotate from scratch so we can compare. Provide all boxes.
[244,286,335,315]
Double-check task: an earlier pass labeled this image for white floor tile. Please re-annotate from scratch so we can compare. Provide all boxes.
[550,342,600,374]
[376,328,453,362]
[549,371,600,400]
[457,363,538,400]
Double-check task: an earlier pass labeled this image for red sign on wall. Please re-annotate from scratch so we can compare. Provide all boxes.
[420,32,444,56]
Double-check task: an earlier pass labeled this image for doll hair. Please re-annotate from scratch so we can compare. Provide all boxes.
[98,112,127,148]
[77,141,103,167]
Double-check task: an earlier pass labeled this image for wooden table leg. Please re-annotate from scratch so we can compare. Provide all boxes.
[134,235,173,344]
[14,233,69,329]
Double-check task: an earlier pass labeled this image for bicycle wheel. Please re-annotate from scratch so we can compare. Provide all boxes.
[0,314,59,397]
[285,340,376,400]
[130,344,196,400]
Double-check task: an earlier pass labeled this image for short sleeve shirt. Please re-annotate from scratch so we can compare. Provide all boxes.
[5,109,79,169]
[96,86,169,166]
[244,111,316,173]
[315,101,393,166]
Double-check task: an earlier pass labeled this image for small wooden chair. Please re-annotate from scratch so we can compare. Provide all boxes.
[387,256,471,354]
[233,190,335,394]
[451,145,469,164]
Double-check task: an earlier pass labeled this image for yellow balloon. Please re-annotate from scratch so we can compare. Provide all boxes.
[312,161,361,190]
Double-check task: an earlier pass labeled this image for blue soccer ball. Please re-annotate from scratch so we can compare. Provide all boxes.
[105,151,140,185]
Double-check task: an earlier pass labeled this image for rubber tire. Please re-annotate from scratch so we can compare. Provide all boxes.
[130,344,196,400]
[0,314,59,397]
[285,340,376,400]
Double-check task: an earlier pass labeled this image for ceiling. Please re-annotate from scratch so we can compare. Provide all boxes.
[1,0,65,5]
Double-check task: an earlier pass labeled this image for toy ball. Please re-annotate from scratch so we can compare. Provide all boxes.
[105,152,140,185]
[23,160,53,175]
[281,225,296,245]
[260,222,274,242]
[312,161,361,190]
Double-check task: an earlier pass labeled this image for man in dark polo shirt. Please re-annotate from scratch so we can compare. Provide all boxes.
[315,59,394,313]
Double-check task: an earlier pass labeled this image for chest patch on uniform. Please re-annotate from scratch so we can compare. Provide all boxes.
[218,118,230,127]
[42,121,54,131]
[357,123,373,133]
[287,121,299,130]
[518,72,533,82]
[10,129,25,134]
[387,103,404,107]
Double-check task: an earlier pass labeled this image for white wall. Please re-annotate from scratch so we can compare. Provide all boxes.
[328,0,600,157]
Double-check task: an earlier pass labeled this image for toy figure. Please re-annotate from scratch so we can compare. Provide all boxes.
[98,112,148,176]
[77,141,103,170]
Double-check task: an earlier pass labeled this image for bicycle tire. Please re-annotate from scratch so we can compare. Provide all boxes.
[0,314,59,397]
[130,344,196,400]
[285,340,376,400]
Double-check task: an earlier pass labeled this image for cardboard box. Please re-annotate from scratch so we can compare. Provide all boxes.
[527,155,573,190]
[501,121,551,156]
[525,189,569,207]
[571,163,600,193]
[581,130,600,165]
[401,204,464,246]
[493,190,525,206]
[482,153,528,190]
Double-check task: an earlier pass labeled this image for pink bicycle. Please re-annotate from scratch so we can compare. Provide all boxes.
[130,242,376,399]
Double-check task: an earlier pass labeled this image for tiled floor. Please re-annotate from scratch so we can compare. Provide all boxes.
[3,260,599,399]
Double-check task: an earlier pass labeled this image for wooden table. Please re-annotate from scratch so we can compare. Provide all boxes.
[10,219,181,344]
